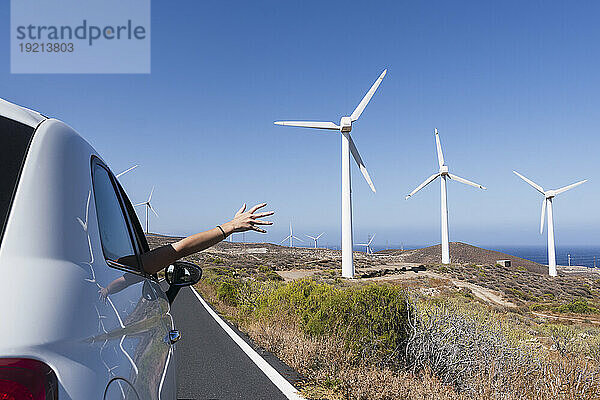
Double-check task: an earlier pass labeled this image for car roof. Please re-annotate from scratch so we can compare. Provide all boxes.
[0,98,47,128]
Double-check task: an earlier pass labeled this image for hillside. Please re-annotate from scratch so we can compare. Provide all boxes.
[380,242,548,274]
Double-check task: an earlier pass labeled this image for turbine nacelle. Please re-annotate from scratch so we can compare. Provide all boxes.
[439,165,449,175]
[545,191,556,199]
[339,117,352,132]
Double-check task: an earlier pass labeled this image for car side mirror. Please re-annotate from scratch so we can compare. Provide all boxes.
[165,261,202,287]
[164,261,202,304]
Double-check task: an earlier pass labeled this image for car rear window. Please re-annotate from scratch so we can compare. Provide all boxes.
[0,116,35,245]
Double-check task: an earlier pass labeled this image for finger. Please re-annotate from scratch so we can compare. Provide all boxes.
[249,203,267,213]
[250,220,273,225]
[236,203,247,216]
[250,226,267,233]
[251,211,275,219]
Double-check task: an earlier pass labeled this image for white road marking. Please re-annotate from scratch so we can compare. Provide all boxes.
[189,287,305,400]
[158,347,173,399]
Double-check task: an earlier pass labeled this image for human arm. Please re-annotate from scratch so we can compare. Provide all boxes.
[140,203,273,274]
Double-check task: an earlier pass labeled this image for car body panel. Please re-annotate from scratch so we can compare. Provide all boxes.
[0,102,176,399]
[0,98,46,128]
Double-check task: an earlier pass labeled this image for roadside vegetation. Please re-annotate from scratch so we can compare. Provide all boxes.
[146,236,600,398]
[194,265,600,400]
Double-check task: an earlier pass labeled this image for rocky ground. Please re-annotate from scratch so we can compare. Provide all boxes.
[147,234,600,314]
[380,242,548,274]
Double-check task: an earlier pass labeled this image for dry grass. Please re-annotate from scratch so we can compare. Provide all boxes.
[246,318,464,400]
[195,275,600,399]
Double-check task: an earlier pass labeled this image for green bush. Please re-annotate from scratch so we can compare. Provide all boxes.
[265,271,283,281]
[458,287,474,299]
[258,265,272,273]
[555,299,599,314]
[216,279,239,306]
[255,279,409,362]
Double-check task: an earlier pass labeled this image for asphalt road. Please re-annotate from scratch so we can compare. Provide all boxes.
[169,286,297,400]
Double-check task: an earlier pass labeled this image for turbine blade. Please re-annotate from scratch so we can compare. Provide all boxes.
[448,174,486,190]
[148,204,159,217]
[350,69,387,121]
[274,121,340,130]
[405,173,441,199]
[116,164,138,178]
[316,232,324,239]
[435,128,445,168]
[554,179,587,195]
[133,202,145,207]
[305,235,316,240]
[540,199,547,235]
[279,235,291,244]
[148,186,155,202]
[513,171,545,194]
[368,234,376,245]
[292,236,303,242]
[347,133,376,193]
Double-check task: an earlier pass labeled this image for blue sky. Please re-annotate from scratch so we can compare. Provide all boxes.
[1,1,598,248]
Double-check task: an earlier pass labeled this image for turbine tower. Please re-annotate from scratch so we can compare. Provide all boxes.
[274,69,386,278]
[513,171,587,277]
[134,187,158,234]
[116,164,138,178]
[405,129,486,264]
[280,223,303,247]
[358,234,376,255]
[306,232,325,248]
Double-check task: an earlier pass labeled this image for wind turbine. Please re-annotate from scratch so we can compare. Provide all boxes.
[306,232,325,248]
[280,223,303,247]
[358,234,376,255]
[405,129,486,264]
[134,187,158,234]
[274,69,386,278]
[116,164,138,178]
[513,171,587,277]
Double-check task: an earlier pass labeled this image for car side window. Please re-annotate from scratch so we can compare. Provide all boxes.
[92,163,140,272]
[116,181,150,254]
[114,179,156,278]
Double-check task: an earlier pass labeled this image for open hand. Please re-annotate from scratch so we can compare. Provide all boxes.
[223,203,274,234]
[98,287,109,304]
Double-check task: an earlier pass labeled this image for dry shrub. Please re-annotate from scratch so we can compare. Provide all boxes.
[246,318,464,400]
[405,298,600,399]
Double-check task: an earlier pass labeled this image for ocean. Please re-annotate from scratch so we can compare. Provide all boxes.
[491,246,600,269]
[317,244,600,268]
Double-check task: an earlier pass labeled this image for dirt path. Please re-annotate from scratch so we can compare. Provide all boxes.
[531,311,600,325]
[276,269,317,281]
[360,267,518,308]
[452,280,517,308]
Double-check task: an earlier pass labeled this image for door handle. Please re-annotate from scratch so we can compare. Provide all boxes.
[167,329,181,345]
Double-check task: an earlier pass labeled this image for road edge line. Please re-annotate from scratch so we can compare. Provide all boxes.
[189,287,305,400]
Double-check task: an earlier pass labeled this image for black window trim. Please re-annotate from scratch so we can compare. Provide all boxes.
[91,156,150,278]
[113,173,160,281]
[0,117,42,247]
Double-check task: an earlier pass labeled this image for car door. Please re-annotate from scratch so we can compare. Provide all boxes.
[115,174,177,400]
[91,160,173,400]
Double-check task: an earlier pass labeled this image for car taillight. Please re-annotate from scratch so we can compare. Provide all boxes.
[0,359,58,400]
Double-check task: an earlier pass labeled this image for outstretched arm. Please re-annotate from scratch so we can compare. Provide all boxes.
[140,203,273,274]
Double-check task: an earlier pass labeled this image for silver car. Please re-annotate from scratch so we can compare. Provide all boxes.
[0,98,200,399]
